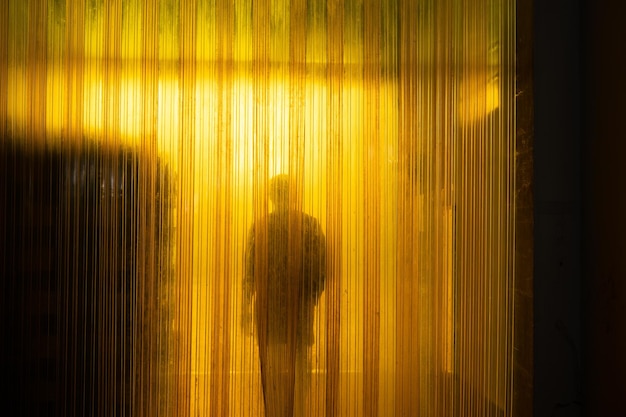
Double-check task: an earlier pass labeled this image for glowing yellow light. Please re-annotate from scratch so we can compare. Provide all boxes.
[458,72,500,124]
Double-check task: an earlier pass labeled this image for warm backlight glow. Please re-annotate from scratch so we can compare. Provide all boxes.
[0,0,516,415]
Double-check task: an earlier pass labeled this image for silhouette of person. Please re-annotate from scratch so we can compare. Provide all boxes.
[243,174,326,417]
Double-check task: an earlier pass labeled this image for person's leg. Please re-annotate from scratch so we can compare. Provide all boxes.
[294,343,312,417]
[263,342,297,417]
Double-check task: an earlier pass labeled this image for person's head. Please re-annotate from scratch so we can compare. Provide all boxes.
[269,174,289,210]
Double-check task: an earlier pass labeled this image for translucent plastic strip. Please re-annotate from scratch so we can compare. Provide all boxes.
[0,0,516,416]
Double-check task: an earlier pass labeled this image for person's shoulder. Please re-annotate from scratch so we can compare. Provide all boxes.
[303,213,323,234]
[302,211,317,223]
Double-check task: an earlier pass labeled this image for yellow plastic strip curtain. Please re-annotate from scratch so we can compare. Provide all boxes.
[0,0,516,416]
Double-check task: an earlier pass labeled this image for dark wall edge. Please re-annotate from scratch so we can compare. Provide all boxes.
[514,0,534,415]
